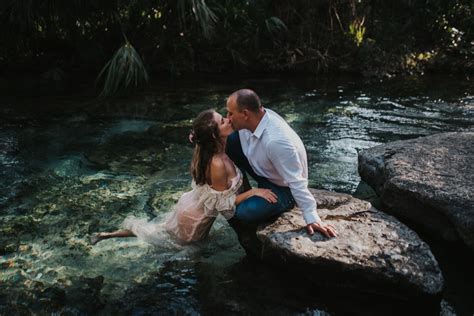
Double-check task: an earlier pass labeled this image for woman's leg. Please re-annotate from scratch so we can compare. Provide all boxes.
[90,230,136,245]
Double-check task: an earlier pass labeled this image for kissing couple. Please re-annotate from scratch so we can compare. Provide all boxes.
[91,89,337,246]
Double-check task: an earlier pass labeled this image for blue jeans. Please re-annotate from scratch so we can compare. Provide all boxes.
[226,131,295,224]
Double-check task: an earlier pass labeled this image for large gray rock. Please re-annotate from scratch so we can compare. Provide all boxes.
[239,189,443,308]
[358,132,474,250]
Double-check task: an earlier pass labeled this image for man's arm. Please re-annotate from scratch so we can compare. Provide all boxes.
[268,138,337,238]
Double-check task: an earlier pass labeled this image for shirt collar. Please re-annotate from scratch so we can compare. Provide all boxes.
[252,110,269,139]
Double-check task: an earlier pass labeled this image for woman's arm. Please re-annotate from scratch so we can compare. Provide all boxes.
[235,188,278,205]
[209,156,278,205]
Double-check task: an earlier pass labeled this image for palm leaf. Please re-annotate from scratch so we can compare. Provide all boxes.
[178,0,218,39]
[96,42,149,98]
[265,16,288,35]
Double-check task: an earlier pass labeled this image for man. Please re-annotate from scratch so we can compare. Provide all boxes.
[226,89,337,238]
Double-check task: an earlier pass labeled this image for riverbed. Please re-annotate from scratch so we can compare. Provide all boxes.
[0,75,473,315]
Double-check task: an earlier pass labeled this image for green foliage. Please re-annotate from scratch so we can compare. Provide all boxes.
[349,18,366,47]
[206,0,289,70]
[178,0,218,39]
[265,16,288,35]
[0,0,472,87]
[96,42,148,98]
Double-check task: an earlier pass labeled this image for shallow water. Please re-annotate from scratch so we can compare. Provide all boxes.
[0,75,473,315]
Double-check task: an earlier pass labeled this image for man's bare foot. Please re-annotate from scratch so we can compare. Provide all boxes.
[89,233,103,245]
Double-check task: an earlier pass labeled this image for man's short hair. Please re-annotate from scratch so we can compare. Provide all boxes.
[231,89,261,113]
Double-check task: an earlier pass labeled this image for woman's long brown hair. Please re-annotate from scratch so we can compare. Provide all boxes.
[189,110,223,185]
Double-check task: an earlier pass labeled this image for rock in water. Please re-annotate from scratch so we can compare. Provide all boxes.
[358,132,474,250]
[247,189,443,309]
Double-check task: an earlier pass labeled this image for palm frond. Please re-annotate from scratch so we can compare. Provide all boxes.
[178,0,218,39]
[96,42,149,98]
[177,0,187,26]
[265,16,288,35]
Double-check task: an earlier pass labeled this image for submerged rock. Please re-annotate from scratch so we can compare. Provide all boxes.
[358,132,474,250]
[85,123,192,175]
[146,123,192,144]
[238,189,443,310]
[85,132,165,175]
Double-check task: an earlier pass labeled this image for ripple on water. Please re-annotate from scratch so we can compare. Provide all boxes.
[1,78,473,314]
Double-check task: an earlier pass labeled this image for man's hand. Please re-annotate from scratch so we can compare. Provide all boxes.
[306,221,337,238]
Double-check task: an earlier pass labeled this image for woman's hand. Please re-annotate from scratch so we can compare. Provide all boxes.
[251,188,278,203]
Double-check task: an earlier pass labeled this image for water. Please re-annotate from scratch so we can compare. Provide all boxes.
[0,75,473,315]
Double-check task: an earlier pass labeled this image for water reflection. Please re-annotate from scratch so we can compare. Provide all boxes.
[0,75,473,314]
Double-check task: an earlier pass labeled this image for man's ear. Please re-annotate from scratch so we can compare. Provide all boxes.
[243,109,249,119]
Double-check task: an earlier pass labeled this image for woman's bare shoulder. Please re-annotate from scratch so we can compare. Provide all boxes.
[209,155,228,190]
[210,155,226,169]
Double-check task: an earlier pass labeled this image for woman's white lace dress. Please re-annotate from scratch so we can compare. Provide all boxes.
[123,169,243,244]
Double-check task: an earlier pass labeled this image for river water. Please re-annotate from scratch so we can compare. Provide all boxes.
[0,75,473,315]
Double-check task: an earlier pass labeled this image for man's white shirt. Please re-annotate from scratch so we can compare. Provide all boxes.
[238,108,322,224]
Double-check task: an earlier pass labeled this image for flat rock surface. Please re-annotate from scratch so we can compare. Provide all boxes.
[255,189,443,304]
[358,132,474,249]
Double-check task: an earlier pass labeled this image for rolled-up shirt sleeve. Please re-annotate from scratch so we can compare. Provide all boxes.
[267,138,322,225]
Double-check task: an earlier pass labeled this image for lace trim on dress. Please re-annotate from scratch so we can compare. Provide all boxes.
[194,168,243,220]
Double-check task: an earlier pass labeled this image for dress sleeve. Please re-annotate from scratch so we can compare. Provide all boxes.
[201,190,236,219]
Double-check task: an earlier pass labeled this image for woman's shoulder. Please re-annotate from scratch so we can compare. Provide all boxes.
[210,154,226,170]
[209,154,229,191]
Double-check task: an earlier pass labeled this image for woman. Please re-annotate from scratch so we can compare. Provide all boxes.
[90,109,277,245]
